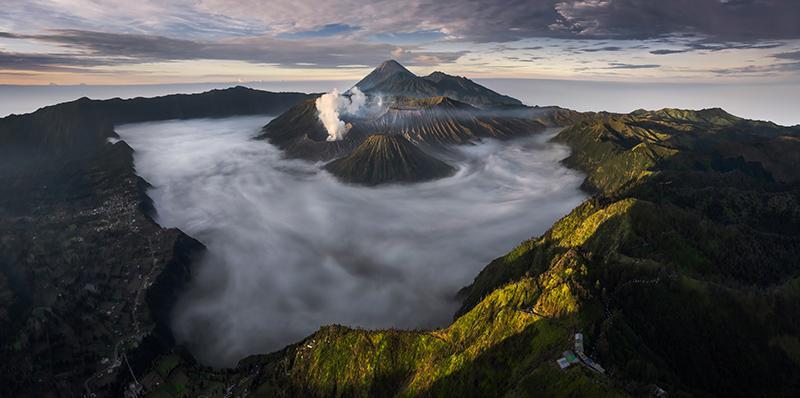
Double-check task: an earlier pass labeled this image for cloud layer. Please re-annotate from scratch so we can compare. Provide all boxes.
[2,0,800,82]
[195,0,800,42]
[116,116,586,366]
[0,29,465,70]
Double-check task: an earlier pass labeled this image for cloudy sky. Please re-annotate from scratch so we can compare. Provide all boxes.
[1,0,799,84]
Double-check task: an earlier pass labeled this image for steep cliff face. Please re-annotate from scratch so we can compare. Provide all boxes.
[156,108,800,398]
[456,108,800,396]
[0,87,311,397]
[324,134,455,185]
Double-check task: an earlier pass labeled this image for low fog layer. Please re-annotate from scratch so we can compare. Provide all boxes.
[117,117,586,367]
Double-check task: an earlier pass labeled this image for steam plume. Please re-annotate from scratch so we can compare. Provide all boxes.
[315,87,367,141]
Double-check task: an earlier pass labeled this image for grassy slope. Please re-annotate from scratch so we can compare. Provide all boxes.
[148,108,800,397]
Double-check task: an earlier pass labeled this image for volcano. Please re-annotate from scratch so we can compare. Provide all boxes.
[354,60,522,108]
[258,60,577,185]
[325,134,455,185]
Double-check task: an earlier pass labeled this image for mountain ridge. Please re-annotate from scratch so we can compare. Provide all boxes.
[0,87,313,397]
[259,93,547,166]
[354,59,416,92]
[5,61,800,398]
[353,59,523,108]
[152,107,800,398]
[259,60,555,184]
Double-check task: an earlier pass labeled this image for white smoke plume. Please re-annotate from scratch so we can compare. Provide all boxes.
[315,87,367,141]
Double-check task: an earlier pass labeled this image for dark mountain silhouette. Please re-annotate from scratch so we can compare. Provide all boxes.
[0,87,312,397]
[0,86,313,172]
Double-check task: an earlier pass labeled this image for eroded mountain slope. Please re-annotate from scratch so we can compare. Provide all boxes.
[324,134,455,185]
[147,108,800,397]
[0,87,312,397]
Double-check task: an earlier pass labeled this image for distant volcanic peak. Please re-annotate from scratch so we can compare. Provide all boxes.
[355,59,416,92]
[376,59,414,76]
[354,60,522,108]
[324,134,455,185]
[260,60,555,166]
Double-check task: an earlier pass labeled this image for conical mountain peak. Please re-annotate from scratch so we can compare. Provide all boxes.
[375,60,413,75]
[324,134,455,185]
[355,60,416,91]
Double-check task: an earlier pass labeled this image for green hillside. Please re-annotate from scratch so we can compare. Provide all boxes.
[144,108,800,397]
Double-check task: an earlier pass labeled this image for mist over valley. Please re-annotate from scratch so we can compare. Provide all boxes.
[4,2,800,392]
[117,117,586,366]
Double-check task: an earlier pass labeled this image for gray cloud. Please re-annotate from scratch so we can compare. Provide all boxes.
[505,56,544,62]
[580,46,624,52]
[195,0,800,43]
[3,1,800,78]
[687,41,783,51]
[0,50,119,71]
[4,1,800,52]
[548,0,800,42]
[710,61,800,75]
[649,41,784,55]
[606,62,660,69]
[650,49,689,55]
[0,29,466,69]
[774,51,800,60]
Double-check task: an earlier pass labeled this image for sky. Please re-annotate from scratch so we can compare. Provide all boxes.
[1,0,800,84]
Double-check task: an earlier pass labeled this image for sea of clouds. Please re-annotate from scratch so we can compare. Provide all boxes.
[116,116,586,367]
